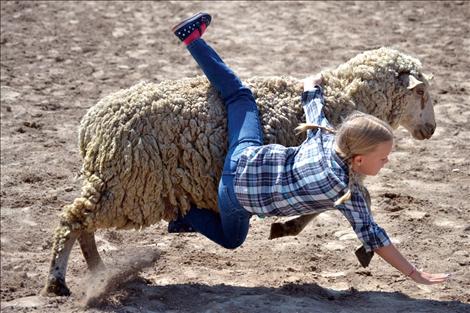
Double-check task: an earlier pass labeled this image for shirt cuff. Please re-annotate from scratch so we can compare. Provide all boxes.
[305,84,323,92]
[362,226,392,252]
[301,85,323,105]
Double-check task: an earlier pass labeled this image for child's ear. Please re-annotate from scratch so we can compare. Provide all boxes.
[352,155,363,167]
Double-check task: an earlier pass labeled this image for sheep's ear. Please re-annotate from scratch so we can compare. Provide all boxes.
[407,75,424,90]
[399,73,424,90]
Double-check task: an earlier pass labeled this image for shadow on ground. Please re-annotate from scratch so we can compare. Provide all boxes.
[91,279,469,313]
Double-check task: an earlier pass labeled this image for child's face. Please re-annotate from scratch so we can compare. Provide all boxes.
[351,140,393,176]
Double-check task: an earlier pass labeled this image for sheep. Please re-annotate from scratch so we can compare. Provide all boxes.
[41,47,435,296]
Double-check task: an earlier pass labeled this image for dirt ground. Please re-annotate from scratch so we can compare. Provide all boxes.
[1,1,469,312]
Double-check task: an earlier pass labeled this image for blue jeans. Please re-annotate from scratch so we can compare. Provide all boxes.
[178,38,263,249]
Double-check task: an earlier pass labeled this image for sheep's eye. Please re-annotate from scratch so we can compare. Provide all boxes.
[416,89,424,96]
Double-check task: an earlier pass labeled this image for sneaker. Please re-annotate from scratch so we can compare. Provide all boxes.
[172,12,212,45]
[168,219,196,233]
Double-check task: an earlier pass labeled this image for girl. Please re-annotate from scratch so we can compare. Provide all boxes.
[170,12,449,285]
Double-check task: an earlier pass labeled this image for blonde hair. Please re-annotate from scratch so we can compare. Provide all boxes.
[296,112,394,206]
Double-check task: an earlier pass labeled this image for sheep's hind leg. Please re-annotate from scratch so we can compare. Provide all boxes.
[269,213,320,239]
[41,227,79,296]
[78,231,105,272]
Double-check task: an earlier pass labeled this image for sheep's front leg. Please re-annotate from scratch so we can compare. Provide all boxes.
[269,213,320,239]
[41,227,79,296]
[78,231,105,272]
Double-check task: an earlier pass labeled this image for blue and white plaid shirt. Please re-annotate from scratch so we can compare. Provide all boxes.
[233,86,391,251]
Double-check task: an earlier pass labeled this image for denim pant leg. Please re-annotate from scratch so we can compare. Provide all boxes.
[179,199,250,250]
[186,38,245,100]
[186,38,263,150]
[215,84,263,248]
[179,38,263,249]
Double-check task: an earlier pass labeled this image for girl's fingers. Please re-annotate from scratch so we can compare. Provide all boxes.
[429,277,448,283]
[429,273,450,279]
[422,272,450,284]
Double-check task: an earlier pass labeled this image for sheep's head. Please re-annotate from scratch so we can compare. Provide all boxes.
[397,73,436,140]
[316,47,437,140]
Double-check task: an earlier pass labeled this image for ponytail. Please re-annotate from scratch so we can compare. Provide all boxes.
[334,162,364,206]
[295,123,336,135]
[334,187,351,206]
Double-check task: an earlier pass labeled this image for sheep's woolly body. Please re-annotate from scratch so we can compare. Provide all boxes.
[70,76,304,231]
[62,47,426,232]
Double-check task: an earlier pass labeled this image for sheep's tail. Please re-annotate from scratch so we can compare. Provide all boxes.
[60,173,104,232]
[50,173,103,258]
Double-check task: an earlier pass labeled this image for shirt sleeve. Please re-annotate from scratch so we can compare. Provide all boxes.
[301,86,332,139]
[335,189,391,252]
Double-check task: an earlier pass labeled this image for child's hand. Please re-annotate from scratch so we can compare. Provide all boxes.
[303,73,323,91]
[410,270,450,285]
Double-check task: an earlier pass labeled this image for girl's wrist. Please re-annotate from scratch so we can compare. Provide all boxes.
[406,266,417,279]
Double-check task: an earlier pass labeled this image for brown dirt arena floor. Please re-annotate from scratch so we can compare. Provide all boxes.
[1,1,469,312]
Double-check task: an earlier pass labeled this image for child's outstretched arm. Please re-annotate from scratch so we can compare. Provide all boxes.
[374,244,450,285]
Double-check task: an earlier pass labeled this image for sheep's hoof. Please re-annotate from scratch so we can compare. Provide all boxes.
[40,277,71,297]
[269,222,286,240]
